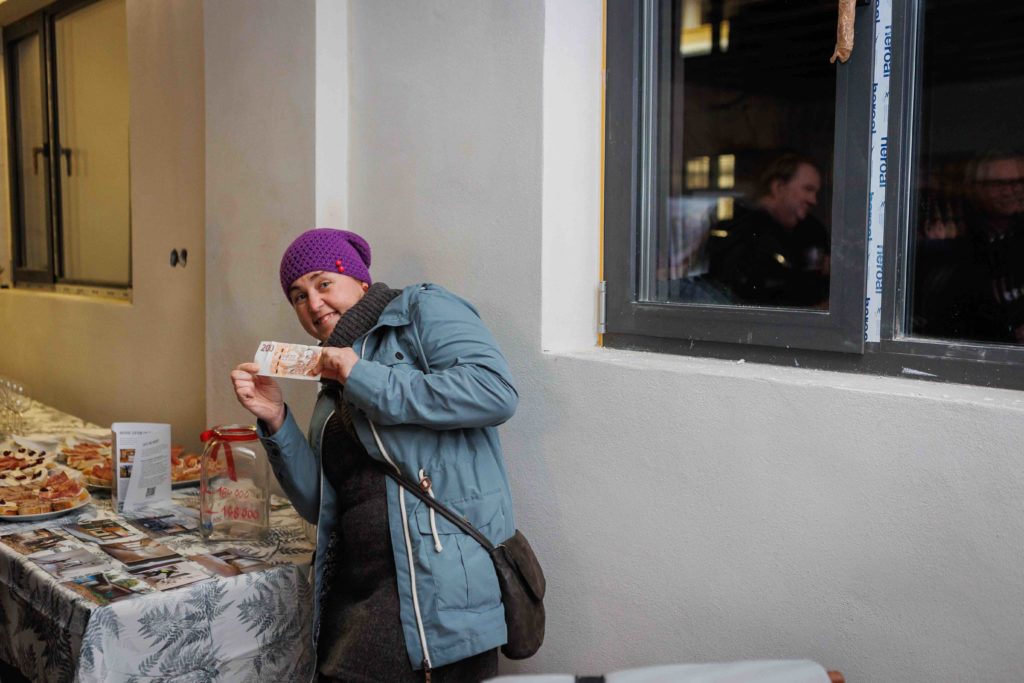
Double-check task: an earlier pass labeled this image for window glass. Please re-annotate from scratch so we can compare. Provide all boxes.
[654,0,836,310]
[55,0,130,285]
[13,34,48,272]
[908,1,1024,346]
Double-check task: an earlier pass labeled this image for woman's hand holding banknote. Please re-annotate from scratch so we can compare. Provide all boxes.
[230,363,286,433]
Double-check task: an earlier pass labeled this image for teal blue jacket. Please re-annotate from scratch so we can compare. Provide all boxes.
[260,284,518,671]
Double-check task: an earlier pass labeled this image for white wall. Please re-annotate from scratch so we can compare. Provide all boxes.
[0,0,206,450]
[339,2,1024,681]
[203,0,317,430]
[541,0,602,351]
[316,0,349,228]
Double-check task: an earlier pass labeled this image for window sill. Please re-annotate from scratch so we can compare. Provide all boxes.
[542,345,1024,410]
[3,283,132,305]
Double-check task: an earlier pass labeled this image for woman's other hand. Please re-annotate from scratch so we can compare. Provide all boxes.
[231,362,286,432]
[318,347,359,383]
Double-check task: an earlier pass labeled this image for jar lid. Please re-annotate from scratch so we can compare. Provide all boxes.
[200,425,258,443]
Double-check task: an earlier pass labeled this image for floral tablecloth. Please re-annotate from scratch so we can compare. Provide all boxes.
[0,490,315,683]
[0,403,316,683]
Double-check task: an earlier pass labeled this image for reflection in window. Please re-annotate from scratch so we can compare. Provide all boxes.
[655,0,836,309]
[686,156,711,189]
[908,1,1024,346]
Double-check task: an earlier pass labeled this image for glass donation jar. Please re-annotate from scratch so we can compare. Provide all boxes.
[199,425,270,542]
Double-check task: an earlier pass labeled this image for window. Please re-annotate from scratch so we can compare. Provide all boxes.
[604,0,1024,389]
[4,0,130,291]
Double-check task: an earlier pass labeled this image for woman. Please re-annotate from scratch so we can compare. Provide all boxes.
[231,228,518,682]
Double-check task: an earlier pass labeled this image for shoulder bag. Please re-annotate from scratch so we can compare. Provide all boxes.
[371,459,546,659]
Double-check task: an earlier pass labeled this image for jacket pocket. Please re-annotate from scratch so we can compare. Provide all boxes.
[415,495,504,613]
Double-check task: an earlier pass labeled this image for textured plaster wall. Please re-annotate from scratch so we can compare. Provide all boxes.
[203,0,317,430]
[0,0,206,449]
[344,1,1024,681]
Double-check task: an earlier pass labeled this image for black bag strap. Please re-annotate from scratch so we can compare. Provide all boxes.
[370,458,497,553]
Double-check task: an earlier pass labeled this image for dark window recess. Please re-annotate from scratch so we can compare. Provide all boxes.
[905,1,1024,347]
[604,0,872,355]
[604,0,1024,389]
[660,0,836,312]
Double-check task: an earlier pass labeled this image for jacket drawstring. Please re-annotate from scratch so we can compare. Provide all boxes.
[419,469,443,552]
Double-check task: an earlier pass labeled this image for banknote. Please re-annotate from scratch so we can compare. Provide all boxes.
[254,341,322,381]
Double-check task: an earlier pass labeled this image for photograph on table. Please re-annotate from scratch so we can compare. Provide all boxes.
[130,512,198,538]
[64,517,146,544]
[62,570,156,605]
[189,548,271,577]
[100,538,181,567]
[128,559,211,591]
[32,547,114,580]
[0,528,73,555]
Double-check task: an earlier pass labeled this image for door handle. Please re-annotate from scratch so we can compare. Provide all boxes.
[31,144,48,174]
[59,147,72,176]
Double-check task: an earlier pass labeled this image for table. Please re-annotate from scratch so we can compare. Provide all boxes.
[10,398,101,438]
[0,402,316,682]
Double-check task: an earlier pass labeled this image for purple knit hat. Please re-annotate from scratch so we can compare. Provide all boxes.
[279,228,373,298]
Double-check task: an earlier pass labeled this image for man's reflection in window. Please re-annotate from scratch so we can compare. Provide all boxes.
[704,153,830,308]
[913,152,1024,343]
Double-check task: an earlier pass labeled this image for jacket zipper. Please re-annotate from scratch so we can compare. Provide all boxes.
[360,337,434,672]
[369,419,433,672]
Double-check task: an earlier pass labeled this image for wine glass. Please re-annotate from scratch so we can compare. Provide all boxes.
[0,378,11,437]
[7,380,29,435]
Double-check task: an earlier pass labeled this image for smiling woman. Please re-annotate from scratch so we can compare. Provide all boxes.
[229,227,524,682]
[288,271,368,340]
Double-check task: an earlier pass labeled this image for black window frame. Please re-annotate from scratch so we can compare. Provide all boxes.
[3,0,132,290]
[603,0,1024,390]
[4,13,54,285]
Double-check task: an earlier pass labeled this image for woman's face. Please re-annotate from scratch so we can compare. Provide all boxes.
[288,271,365,341]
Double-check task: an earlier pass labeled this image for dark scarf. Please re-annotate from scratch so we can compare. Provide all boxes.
[320,282,401,434]
[316,282,405,679]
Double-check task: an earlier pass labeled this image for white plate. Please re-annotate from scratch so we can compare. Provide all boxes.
[67,428,112,444]
[0,494,93,522]
[11,435,63,453]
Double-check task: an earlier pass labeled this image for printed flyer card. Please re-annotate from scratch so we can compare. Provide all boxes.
[0,528,73,556]
[100,538,181,568]
[65,518,146,545]
[128,559,211,591]
[32,547,113,580]
[63,571,157,605]
[111,423,172,513]
[130,512,198,538]
[188,548,271,577]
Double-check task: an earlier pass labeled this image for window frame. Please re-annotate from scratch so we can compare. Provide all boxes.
[878,0,1024,369]
[4,13,55,285]
[604,0,874,355]
[3,0,132,291]
[603,0,1024,390]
